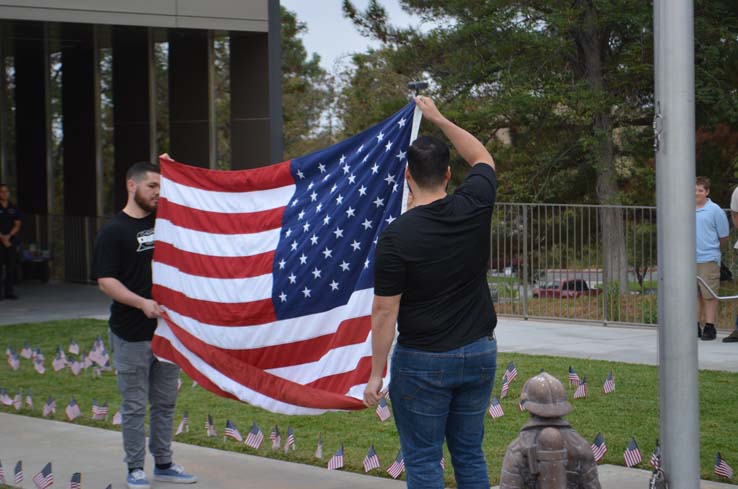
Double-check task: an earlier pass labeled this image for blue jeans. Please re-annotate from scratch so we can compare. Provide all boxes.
[389,336,497,489]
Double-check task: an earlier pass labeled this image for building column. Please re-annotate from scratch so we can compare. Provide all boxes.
[112,26,155,209]
[230,31,271,169]
[14,21,49,216]
[62,23,99,282]
[168,28,214,168]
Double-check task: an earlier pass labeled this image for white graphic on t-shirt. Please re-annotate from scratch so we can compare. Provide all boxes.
[136,228,155,252]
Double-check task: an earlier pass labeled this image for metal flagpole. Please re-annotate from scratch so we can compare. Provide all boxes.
[654,0,699,487]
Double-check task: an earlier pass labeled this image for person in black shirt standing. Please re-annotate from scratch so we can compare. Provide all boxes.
[92,162,196,489]
[364,97,498,489]
[0,183,22,300]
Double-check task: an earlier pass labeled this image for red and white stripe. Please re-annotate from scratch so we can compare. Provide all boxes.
[151,155,379,414]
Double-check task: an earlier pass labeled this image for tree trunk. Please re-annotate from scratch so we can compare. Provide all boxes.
[576,1,630,303]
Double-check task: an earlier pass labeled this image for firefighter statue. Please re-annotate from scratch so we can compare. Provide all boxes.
[499,372,601,488]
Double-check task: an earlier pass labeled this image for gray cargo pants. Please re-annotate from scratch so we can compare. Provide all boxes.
[110,330,180,470]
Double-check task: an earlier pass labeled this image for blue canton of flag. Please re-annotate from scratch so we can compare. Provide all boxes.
[272,103,415,319]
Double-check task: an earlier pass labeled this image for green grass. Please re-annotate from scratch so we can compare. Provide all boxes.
[1,319,737,485]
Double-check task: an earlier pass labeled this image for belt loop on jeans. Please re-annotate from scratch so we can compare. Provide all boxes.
[488,332,496,341]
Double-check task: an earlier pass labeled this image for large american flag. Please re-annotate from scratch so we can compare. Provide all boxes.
[151,102,420,414]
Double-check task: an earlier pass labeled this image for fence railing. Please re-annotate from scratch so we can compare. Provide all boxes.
[19,205,738,327]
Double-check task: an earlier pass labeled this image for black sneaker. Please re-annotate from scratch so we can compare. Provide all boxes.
[723,330,738,343]
[702,324,717,341]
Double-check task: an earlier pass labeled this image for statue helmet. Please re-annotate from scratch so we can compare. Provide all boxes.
[519,372,572,417]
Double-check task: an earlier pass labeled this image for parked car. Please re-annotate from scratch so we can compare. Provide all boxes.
[532,279,601,298]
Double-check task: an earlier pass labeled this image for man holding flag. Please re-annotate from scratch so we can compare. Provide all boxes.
[363,96,498,489]
[92,162,196,488]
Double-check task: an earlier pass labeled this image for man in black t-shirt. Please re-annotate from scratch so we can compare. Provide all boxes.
[0,183,22,300]
[92,162,196,489]
[364,97,498,489]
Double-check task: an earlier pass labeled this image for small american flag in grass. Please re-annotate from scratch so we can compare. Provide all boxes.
[488,396,504,418]
[649,440,661,470]
[14,461,23,485]
[573,377,587,399]
[503,361,518,383]
[327,445,344,470]
[363,445,380,472]
[205,415,217,437]
[590,432,607,463]
[624,437,642,467]
[284,426,296,452]
[568,366,580,386]
[270,425,281,450]
[42,397,55,417]
[65,398,81,421]
[245,422,264,449]
[386,450,405,479]
[603,370,615,394]
[500,376,511,399]
[715,452,734,479]
[315,432,323,459]
[112,411,122,425]
[68,339,79,355]
[175,411,189,435]
[224,420,243,442]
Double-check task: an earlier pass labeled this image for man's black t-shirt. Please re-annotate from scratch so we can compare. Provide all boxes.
[91,211,157,342]
[374,164,498,352]
[0,202,22,245]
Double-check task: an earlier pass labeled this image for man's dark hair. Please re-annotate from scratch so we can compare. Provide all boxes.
[407,135,450,189]
[126,161,160,182]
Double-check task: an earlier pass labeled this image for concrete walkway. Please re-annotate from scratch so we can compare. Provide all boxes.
[1,282,737,487]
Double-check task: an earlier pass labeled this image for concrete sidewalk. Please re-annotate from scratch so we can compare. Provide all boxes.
[0,413,734,489]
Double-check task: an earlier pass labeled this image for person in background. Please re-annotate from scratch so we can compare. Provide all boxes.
[0,183,22,300]
[695,176,729,341]
[723,184,738,343]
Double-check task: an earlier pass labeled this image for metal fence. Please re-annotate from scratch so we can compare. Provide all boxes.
[18,205,738,327]
[489,203,738,327]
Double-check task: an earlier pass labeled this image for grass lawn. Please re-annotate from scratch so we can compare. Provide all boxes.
[1,319,737,486]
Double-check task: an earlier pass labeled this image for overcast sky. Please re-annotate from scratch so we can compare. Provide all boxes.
[280,0,423,72]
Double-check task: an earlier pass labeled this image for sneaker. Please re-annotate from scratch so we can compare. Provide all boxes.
[153,464,198,484]
[723,330,738,343]
[127,469,151,489]
[702,324,717,341]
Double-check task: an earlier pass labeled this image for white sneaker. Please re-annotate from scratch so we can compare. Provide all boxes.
[126,469,151,489]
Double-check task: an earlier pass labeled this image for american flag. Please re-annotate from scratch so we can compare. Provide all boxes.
[284,426,296,453]
[327,445,344,470]
[69,472,81,489]
[573,377,587,399]
[150,102,420,415]
[245,422,264,449]
[25,389,33,410]
[32,462,53,489]
[0,388,12,406]
[518,399,527,412]
[21,343,32,359]
[624,437,642,467]
[715,452,734,479]
[205,414,217,437]
[13,390,21,411]
[270,425,281,450]
[92,400,109,420]
[568,366,580,386]
[8,352,19,371]
[503,361,518,383]
[649,441,661,470]
[0,459,4,484]
[69,358,82,376]
[500,375,511,399]
[603,370,615,394]
[42,397,55,417]
[315,432,323,459]
[387,450,405,479]
[81,352,92,369]
[68,339,80,355]
[363,445,380,472]
[14,461,23,485]
[34,357,45,374]
[176,411,189,435]
[488,396,504,418]
[590,432,607,463]
[376,397,391,421]
[65,398,81,421]
[33,348,43,361]
[112,411,122,425]
[224,420,243,442]
[52,352,66,372]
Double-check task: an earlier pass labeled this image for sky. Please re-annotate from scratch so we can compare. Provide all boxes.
[279,0,424,72]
